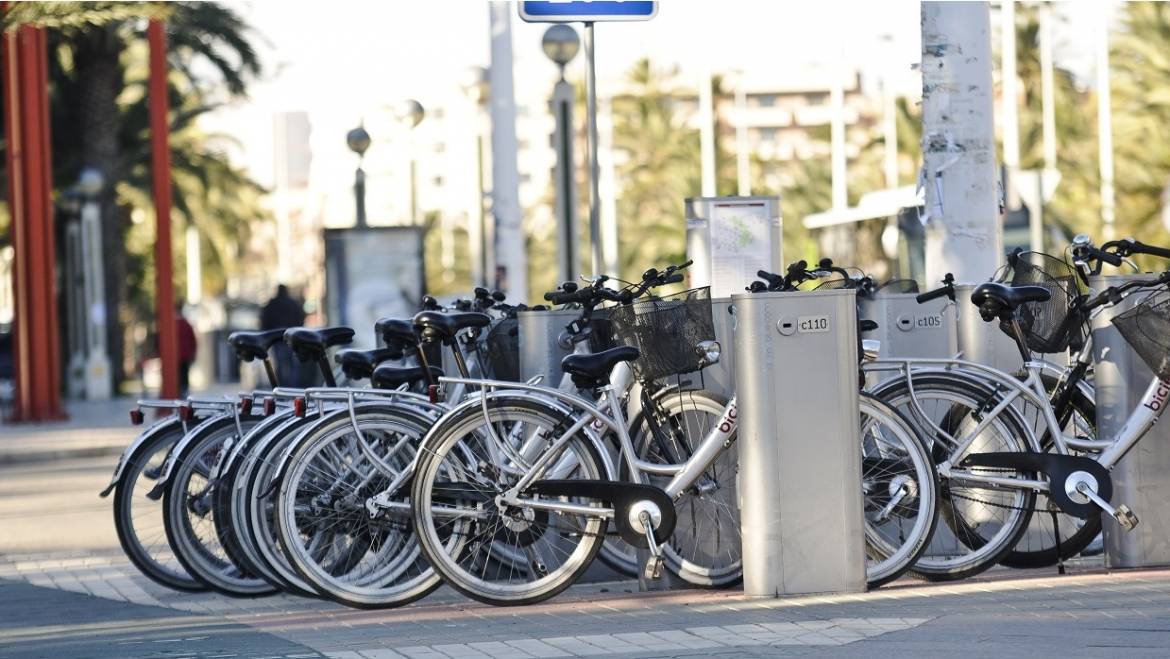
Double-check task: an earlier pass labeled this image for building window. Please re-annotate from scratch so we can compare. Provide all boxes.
[756,127,778,142]
[432,176,444,187]
[805,92,828,106]
[753,94,776,108]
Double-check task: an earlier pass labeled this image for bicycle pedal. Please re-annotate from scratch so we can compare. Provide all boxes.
[1114,505,1139,531]
[643,555,664,580]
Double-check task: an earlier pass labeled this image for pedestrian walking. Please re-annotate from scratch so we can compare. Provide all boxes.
[176,305,197,395]
[260,284,312,386]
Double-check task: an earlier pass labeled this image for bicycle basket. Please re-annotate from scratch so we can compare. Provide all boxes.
[484,317,520,381]
[1111,294,1170,381]
[606,287,716,381]
[876,278,920,295]
[992,251,1086,353]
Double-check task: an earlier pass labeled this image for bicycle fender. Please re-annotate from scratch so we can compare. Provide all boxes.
[99,415,188,498]
[145,412,236,500]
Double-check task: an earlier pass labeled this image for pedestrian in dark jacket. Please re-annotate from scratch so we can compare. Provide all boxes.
[260,285,311,386]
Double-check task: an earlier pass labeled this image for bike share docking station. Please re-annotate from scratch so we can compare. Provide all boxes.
[859,287,958,376]
[732,288,866,596]
[1091,274,1170,568]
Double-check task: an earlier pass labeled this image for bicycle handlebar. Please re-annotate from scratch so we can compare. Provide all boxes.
[915,273,956,304]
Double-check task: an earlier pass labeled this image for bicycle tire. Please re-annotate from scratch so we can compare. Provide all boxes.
[113,420,207,592]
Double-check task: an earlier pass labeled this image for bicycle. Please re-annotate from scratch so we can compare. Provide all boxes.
[867,238,1170,580]
[408,263,939,605]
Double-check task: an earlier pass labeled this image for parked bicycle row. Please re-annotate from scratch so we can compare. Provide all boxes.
[101,234,1170,607]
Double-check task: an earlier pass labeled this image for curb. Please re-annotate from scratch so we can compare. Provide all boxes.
[0,441,127,467]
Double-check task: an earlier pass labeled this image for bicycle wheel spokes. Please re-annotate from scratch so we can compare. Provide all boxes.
[414,402,607,605]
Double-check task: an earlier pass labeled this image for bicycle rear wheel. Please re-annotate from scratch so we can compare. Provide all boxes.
[163,416,277,597]
[113,420,207,592]
[412,396,608,606]
[275,404,442,608]
[873,372,1036,581]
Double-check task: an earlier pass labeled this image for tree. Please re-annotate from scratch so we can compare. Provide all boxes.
[610,59,701,282]
[3,2,265,387]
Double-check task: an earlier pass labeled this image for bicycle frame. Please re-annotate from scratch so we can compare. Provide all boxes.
[439,375,738,515]
[866,357,1170,494]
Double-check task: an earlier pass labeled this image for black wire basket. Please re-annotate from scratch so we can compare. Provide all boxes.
[993,251,1086,353]
[1111,294,1170,381]
[586,309,617,353]
[484,317,520,381]
[606,287,715,381]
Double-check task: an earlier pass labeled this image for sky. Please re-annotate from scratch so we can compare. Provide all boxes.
[203,0,1111,198]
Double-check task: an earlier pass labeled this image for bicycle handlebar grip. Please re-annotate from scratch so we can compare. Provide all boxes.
[757,270,783,284]
[1133,241,1170,260]
[677,259,693,269]
[664,272,684,284]
[915,286,951,304]
[1099,250,1124,266]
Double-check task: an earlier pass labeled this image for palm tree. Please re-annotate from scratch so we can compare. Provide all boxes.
[611,59,702,281]
[5,1,264,387]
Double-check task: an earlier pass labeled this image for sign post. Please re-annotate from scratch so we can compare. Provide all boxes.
[519,1,658,275]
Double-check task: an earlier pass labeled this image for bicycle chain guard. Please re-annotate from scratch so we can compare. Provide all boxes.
[524,479,677,547]
[958,452,1112,519]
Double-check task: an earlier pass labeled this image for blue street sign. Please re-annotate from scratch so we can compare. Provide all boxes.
[518,1,658,23]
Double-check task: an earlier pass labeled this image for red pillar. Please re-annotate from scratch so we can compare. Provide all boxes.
[2,18,65,421]
[148,20,179,399]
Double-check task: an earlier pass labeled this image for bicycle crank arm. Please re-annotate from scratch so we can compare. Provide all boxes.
[1068,473,1139,531]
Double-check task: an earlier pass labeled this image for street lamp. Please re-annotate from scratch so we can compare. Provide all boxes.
[78,167,111,399]
[394,100,425,225]
[542,25,581,285]
[460,67,491,288]
[347,123,371,228]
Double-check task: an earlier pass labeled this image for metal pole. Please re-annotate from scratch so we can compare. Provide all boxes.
[354,164,367,228]
[699,70,716,197]
[409,157,418,225]
[584,22,602,276]
[1039,2,1057,171]
[1001,0,1020,171]
[488,1,527,298]
[1096,2,1116,241]
[921,1,1002,285]
[830,58,847,211]
[552,78,579,283]
[881,35,898,189]
[149,19,180,399]
[735,78,750,196]
[476,132,489,287]
[3,18,65,419]
[83,199,112,399]
[599,94,620,275]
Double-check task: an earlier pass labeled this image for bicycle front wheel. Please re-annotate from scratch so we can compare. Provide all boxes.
[859,393,939,587]
[411,396,608,606]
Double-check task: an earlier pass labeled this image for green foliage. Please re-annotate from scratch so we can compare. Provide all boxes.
[610,59,701,282]
[2,1,171,32]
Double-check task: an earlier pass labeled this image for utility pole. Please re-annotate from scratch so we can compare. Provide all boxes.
[921,1,1002,284]
[488,1,527,300]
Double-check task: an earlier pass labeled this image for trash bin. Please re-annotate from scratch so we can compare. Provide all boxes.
[1091,274,1170,568]
[732,288,865,596]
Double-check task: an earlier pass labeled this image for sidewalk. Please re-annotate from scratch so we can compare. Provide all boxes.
[0,383,243,465]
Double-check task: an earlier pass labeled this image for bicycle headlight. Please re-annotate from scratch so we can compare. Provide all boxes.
[696,340,721,366]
